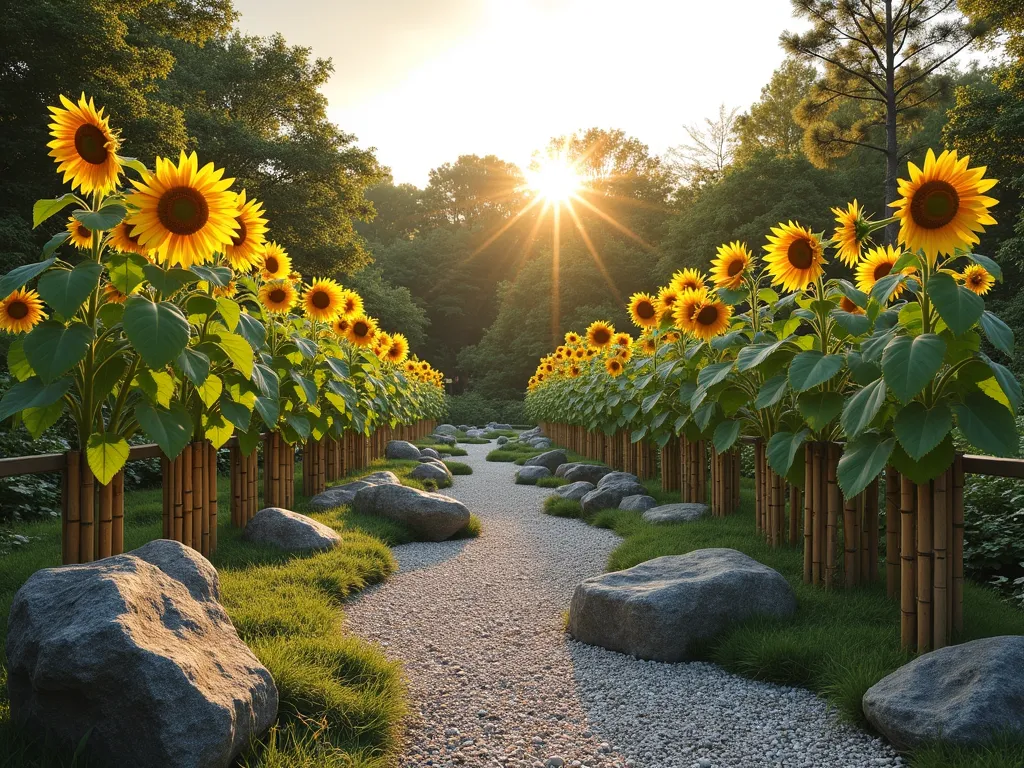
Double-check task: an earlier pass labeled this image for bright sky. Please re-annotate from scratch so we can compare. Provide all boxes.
[233,0,804,187]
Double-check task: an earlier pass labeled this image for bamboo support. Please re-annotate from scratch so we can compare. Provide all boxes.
[933,469,949,649]
[803,444,813,583]
[825,443,839,589]
[811,443,823,585]
[64,450,81,565]
[112,470,124,556]
[789,483,800,547]
[208,442,218,554]
[80,456,95,563]
[843,493,858,589]
[952,455,965,635]
[900,473,917,649]
[916,480,934,652]
[885,467,900,599]
[865,477,879,583]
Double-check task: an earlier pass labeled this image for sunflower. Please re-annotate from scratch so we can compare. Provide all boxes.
[614,332,633,349]
[0,289,47,333]
[657,286,682,318]
[585,347,598,359]
[605,357,625,377]
[670,268,707,295]
[627,292,659,328]
[102,283,130,304]
[959,264,994,296]
[615,346,632,362]
[543,360,555,373]
[556,345,568,357]
[47,94,122,195]
[689,297,733,342]
[220,190,269,271]
[573,347,586,360]
[213,281,237,299]
[892,149,998,262]
[259,280,297,314]
[386,332,410,364]
[336,288,363,319]
[302,278,344,322]
[664,331,681,343]
[839,295,865,315]
[405,360,419,375]
[66,217,94,249]
[641,334,658,355]
[764,221,825,292]
[855,245,911,301]
[568,364,582,378]
[672,288,708,334]
[586,320,615,349]
[831,200,872,267]
[258,242,291,280]
[564,331,581,345]
[346,315,377,346]
[710,241,752,290]
[373,331,392,359]
[332,316,351,337]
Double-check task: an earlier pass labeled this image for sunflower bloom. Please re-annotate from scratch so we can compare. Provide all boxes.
[259,280,297,314]
[689,297,733,342]
[66,217,94,249]
[605,357,625,377]
[126,151,239,269]
[710,242,752,290]
[672,288,708,334]
[586,320,615,349]
[564,331,581,345]
[332,316,351,337]
[0,289,47,333]
[102,283,130,304]
[303,278,344,322]
[855,245,911,301]
[386,332,410,364]
[670,268,707,295]
[615,346,632,362]
[338,288,363,319]
[614,332,633,348]
[764,221,825,292]
[213,281,237,299]
[585,347,597,359]
[108,221,149,257]
[221,190,269,271]
[47,94,122,195]
[258,241,291,280]
[831,200,872,267]
[641,334,658,355]
[573,347,586,360]
[568,364,582,378]
[959,264,994,296]
[347,315,377,346]
[892,149,998,263]
[839,295,865,315]
[657,286,682,318]
[628,292,659,328]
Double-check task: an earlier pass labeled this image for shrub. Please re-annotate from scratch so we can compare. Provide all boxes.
[443,461,472,475]
[445,391,525,427]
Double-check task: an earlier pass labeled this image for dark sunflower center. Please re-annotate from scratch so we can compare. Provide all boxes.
[122,224,142,245]
[873,262,892,281]
[269,288,286,304]
[593,328,611,344]
[264,256,279,274]
[231,218,248,247]
[788,238,813,269]
[8,300,28,320]
[336,320,349,332]
[970,273,984,286]
[911,180,959,230]
[727,259,744,276]
[696,305,719,325]
[663,293,677,307]
[158,187,209,235]
[353,321,369,337]
[77,224,91,240]
[637,301,656,319]
[311,290,331,309]
[840,297,857,312]
[74,123,108,165]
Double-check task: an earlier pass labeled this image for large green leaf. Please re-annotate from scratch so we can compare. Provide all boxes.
[894,400,953,461]
[123,297,190,369]
[890,435,955,484]
[713,420,741,453]
[881,333,945,403]
[755,374,789,409]
[788,351,844,392]
[284,414,311,440]
[216,297,240,331]
[177,348,210,386]
[203,413,233,449]
[237,425,261,456]
[22,401,64,439]
[93,355,127,401]
[641,390,662,414]
[197,373,223,408]
[0,258,56,298]
[135,402,192,459]
[735,338,790,372]
[219,396,252,431]
[837,433,895,497]
[697,361,733,390]
[798,390,844,431]
[105,252,148,295]
[0,376,72,422]
[982,355,1022,412]
[928,271,984,336]
[766,429,809,477]
[214,331,254,378]
[190,264,233,287]
[252,363,279,399]
[74,204,126,232]
[142,264,196,296]
[953,391,1018,456]
[24,321,93,383]
[135,368,175,408]
[980,311,1014,357]
[86,431,130,485]
[236,312,266,350]
[37,261,103,318]
[7,339,34,381]
[33,194,79,228]
[254,396,280,428]
[841,377,887,438]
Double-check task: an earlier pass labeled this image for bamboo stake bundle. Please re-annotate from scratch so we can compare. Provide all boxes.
[933,469,949,650]
[60,450,126,564]
[754,439,764,533]
[863,478,879,584]
[803,444,813,583]
[192,440,206,555]
[900,473,917,649]
[825,443,839,589]
[811,442,824,585]
[789,484,800,547]
[733,449,741,509]
[916,479,934,652]
[885,468,901,599]
[661,439,681,492]
[64,450,81,565]
[952,455,965,635]
[843,493,859,588]
[181,442,194,548]
[768,469,782,544]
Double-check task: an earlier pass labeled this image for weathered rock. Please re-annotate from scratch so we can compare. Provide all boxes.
[496,435,509,445]
[642,503,710,524]
[419,447,441,460]
[307,471,400,512]
[435,424,458,436]
[581,481,648,515]
[244,507,341,552]
[520,427,542,440]
[554,481,595,501]
[863,635,1024,751]
[493,423,512,431]
[6,552,278,767]
[457,424,470,432]
[431,434,457,446]
[352,483,470,541]
[619,495,658,512]
[385,440,423,461]
[465,428,487,438]
[131,539,220,603]
[597,471,641,489]
[516,465,552,485]
[410,461,452,487]
[524,449,568,473]
[528,438,553,449]
[569,549,796,662]
[562,463,614,485]
[554,462,583,478]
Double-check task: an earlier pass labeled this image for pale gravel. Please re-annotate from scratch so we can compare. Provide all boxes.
[343,440,903,768]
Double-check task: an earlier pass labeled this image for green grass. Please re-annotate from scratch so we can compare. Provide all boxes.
[910,735,1024,768]
[0,454,479,767]
[535,476,568,488]
[451,514,482,539]
[413,441,468,457]
[487,441,546,463]
[456,437,491,444]
[443,461,473,475]
[543,497,586,518]
[484,430,517,439]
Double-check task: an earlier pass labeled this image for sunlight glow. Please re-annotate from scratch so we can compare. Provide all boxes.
[526,157,582,204]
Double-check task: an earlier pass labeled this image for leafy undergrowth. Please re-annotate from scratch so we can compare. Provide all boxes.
[443,461,473,475]
[0,455,468,767]
[487,441,545,463]
[457,437,491,444]
[535,476,568,488]
[413,441,469,457]
[545,475,1024,768]
[484,430,517,439]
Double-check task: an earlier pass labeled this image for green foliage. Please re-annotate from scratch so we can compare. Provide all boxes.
[445,392,525,427]
[535,476,568,488]
[442,461,472,475]
[542,496,584,518]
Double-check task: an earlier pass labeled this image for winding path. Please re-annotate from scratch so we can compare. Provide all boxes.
[344,441,902,768]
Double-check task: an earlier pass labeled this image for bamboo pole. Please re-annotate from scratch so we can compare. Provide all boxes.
[885,468,900,598]
[208,442,218,554]
[182,443,193,548]
[952,454,965,635]
[933,469,949,650]
[803,444,813,583]
[80,455,95,563]
[194,441,206,555]
[916,480,934,652]
[811,443,823,585]
[112,470,124,556]
[789,483,800,547]
[65,450,81,565]
[825,443,839,589]
[843,492,858,588]
[173,451,184,542]
[865,478,879,583]
[163,455,172,538]
[231,446,240,528]
[754,440,763,533]
[900,473,917,649]
[98,478,113,559]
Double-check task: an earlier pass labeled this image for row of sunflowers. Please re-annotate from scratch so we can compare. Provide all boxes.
[0,94,446,486]
[525,148,1018,499]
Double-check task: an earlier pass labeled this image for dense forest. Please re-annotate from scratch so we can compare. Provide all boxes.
[2,0,1023,405]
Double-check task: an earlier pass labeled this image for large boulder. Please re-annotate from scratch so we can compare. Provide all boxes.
[496,435,509,445]
[435,424,458,436]
[457,424,470,432]
[568,548,797,662]
[554,462,583,478]
[597,471,641,489]
[642,503,710,524]
[580,481,648,515]
[528,438,553,450]
[562,463,614,485]
[465,428,487,439]
[409,461,452,487]
[863,636,1024,751]
[491,423,512,431]
[555,481,595,501]
[523,449,568,474]
[352,484,470,541]
[520,427,542,440]
[385,440,422,461]
[431,434,457,446]
[244,507,341,552]
[515,465,552,485]
[307,471,400,512]
[6,545,278,767]
[619,494,658,512]
[419,447,441,460]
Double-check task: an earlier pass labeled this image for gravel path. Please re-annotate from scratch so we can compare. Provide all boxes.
[344,441,903,768]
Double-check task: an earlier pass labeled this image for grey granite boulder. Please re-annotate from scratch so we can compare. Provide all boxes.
[863,635,1024,750]
[554,481,595,501]
[597,471,641,489]
[528,438,553,449]
[642,503,710,524]
[619,495,658,512]
[431,434,457,446]
[580,481,648,515]
[491,423,512,431]
[457,424,470,431]
[244,507,341,552]
[568,549,797,662]
[385,440,422,460]
[410,461,452,487]
[524,449,568,473]
[435,424,458,436]
[307,471,400,512]
[131,539,220,603]
[6,550,277,767]
[554,462,582,478]
[465,428,487,438]
[419,447,441,460]
[352,483,470,541]
[563,463,614,485]
[516,465,552,485]
[496,435,509,445]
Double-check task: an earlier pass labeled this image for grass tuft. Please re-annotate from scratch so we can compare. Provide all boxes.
[535,476,568,488]
[542,496,585,518]
[456,437,490,444]
[451,514,482,539]
[443,461,472,475]
[484,430,517,439]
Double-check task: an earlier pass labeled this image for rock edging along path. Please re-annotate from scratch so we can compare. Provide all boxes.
[343,441,902,768]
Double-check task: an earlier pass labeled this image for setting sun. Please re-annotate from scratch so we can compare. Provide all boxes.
[526,158,582,203]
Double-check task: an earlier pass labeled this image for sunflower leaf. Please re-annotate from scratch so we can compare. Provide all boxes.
[928,271,984,336]
[33,194,81,228]
[0,258,56,298]
[190,265,233,288]
[73,205,126,232]
[36,261,103,318]
[24,321,93,383]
